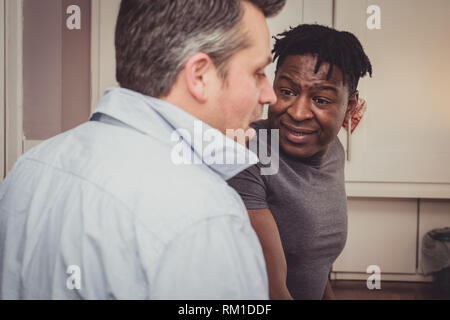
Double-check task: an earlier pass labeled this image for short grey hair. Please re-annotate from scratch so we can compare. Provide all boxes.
[115,0,285,98]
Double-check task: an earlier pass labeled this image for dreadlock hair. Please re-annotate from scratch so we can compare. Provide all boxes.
[272,24,372,94]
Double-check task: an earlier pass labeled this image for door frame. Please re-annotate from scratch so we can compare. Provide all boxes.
[90,0,120,112]
[4,0,23,176]
[90,0,100,113]
[1,0,5,181]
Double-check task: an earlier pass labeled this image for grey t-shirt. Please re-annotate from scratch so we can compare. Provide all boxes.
[227,120,348,300]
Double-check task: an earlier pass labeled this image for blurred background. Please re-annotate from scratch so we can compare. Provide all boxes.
[1,0,449,299]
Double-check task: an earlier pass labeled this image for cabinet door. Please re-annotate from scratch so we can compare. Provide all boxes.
[335,0,450,198]
[418,200,450,274]
[333,198,417,274]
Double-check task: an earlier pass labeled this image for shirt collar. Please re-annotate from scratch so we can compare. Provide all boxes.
[91,87,258,180]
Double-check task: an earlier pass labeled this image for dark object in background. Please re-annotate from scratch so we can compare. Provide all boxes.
[429,228,450,242]
[422,227,450,292]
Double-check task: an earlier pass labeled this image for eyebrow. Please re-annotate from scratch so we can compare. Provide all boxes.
[278,75,338,93]
[311,84,338,93]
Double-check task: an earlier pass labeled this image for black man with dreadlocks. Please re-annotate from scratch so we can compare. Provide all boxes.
[228,24,372,300]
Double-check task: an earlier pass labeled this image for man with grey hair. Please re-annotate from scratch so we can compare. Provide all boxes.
[0,0,285,299]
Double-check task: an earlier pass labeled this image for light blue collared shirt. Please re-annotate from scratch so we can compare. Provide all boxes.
[0,88,268,299]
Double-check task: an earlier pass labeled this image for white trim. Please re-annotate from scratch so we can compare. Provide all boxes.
[23,140,42,153]
[90,0,100,113]
[0,0,5,181]
[346,182,450,199]
[90,0,120,112]
[330,272,433,283]
[5,0,23,174]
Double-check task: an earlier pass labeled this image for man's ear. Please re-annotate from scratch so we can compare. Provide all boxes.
[184,52,214,103]
[344,90,359,123]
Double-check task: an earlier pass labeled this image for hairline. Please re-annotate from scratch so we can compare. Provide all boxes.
[275,53,358,95]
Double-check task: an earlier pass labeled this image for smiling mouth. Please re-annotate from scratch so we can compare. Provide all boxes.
[281,122,317,136]
[280,122,318,145]
[286,130,312,136]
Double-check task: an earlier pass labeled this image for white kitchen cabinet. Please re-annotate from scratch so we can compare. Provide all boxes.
[417,200,450,274]
[333,198,418,274]
[334,0,450,198]
[333,198,450,281]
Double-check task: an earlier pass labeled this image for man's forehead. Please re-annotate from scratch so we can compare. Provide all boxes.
[279,54,344,84]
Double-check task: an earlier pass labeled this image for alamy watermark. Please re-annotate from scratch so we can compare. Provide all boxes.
[66,5,81,30]
[66,265,81,290]
[367,4,381,30]
[66,4,381,32]
[170,121,279,176]
[366,265,381,290]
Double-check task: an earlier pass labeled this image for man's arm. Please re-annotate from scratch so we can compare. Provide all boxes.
[248,208,293,300]
[148,215,269,299]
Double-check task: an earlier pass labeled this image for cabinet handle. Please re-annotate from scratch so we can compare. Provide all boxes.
[347,118,351,161]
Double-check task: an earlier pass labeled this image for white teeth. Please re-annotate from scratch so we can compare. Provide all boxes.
[287,128,306,136]
[283,124,315,136]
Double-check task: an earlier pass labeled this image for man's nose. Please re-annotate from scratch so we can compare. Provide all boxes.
[259,77,277,106]
[286,95,314,122]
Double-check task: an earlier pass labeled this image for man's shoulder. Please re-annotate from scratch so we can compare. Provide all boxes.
[24,120,173,178]
[21,121,247,238]
[331,136,345,153]
[327,137,346,165]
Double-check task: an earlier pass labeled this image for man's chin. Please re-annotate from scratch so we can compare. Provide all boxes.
[280,140,312,159]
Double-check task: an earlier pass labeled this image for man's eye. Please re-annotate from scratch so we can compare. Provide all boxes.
[256,72,266,79]
[280,89,295,97]
[313,97,331,105]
